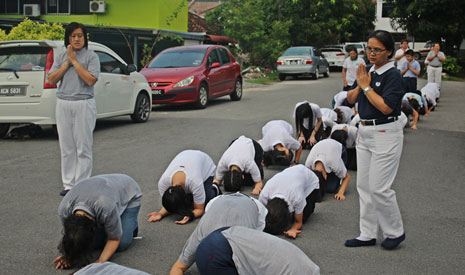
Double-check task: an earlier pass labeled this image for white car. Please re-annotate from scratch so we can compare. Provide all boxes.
[321,47,346,69]
[0,40,152,138]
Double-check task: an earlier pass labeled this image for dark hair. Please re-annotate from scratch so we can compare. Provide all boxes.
[162,186,193,217]
[334,108,344,124]
[264,198,292,235]
[331,129,348,146]
[368,30,395,59]
[313,170,327,198]
[65,22,88,49]
[58,214,97,268]
[341,98,354,108]
[405,49,414,56]
[223,169,243,192]
[347,46,358,54]
[295,103,313,135]
[263,149,293,166]
[408,98,420,111]
[401,39,408,44]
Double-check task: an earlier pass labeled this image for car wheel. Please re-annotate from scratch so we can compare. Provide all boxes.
[414,52,421,60]
[0,123,10,138]
[230,78,242,101]
[313,68,319,80]
[278,73,286,81]
[323,68,330,77]
[195,84,208,109]
[130,93,151,123]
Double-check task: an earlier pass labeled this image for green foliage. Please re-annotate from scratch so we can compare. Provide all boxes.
[206,0,375,67]
[2,18,64,41]
[140,44,153,68]
[0,29,7,41]
[443,56,462,75]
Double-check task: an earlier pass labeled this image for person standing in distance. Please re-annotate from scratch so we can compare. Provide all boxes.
[426,43,446,87]
[345,30,406,250]
[394,39,409,70]
[48,22,100,196]
[342,47,366,91]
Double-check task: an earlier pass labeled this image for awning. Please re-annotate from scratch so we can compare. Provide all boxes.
[205,34,237,44]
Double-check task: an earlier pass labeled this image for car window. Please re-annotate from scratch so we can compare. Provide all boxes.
[0,47,48,71]
[321,48,343,52]
[282,47,311,56]
[96,51,125,74]
[148,49,206,68]
[207,49,220,66]
[217,48,231,64]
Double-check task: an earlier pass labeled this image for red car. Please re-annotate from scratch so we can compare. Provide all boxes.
[140,45,242,109]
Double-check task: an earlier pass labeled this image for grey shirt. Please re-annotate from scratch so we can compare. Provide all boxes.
[75,262,150,275]
[427,50,445,67]
[179,193,265,267]
[50,47,100,100]
[222,226,320,275]
[58,174,142,239]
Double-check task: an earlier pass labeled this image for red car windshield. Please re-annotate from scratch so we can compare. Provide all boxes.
[148,49,207,68]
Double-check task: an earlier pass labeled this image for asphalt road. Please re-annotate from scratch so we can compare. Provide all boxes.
[1,73,464,274]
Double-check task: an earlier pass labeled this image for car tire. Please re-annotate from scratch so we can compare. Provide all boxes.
[313,68,319,80]
[0,123,10,138]
[323,68,330,77]
[279,73,286,81]
[230,78,242,101]
[414,52,421,60]
[130,93,151,123]
[195,83,208,109]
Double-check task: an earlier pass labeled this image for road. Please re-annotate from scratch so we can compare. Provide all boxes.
[1,73,464,274]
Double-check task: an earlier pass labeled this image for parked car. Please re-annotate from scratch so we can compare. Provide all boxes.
[344,42,366,56]
[320,47,346,69]
[0,40,152,138]
[276,46,330,80]
[140,45,242,109]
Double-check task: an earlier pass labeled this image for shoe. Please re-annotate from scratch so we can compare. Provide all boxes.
[381,233,405,250]
[345,238,376,247]
[133,227,139,238]
[59,189,70,196]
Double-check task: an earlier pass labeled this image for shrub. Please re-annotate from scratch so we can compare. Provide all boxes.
[443,56,462,75]
[0,18,64,41]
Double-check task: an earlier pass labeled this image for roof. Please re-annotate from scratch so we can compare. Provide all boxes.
[205,34,237,44]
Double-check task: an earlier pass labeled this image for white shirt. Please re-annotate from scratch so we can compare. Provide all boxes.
[259,165,319,214]
[403,92,424,108]
[305,139,347,179]
[421,82,440,106]
[395,48,408,70]
[335,105,354,124]
[343,57,366,86]
[158,150,216,205]
[215,136,261,183]
[259,120,300,152]
[350,113,360,127]
[292,101,322,130]
[320,108,338,128]
[331,124,358,148]
[333,91,348,108]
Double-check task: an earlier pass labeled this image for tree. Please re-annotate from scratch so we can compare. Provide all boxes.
[2,18,64,41]
[388,0,465,55]
[206,0,375,67]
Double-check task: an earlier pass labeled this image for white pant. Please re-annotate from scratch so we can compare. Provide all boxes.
[56,98,96,190]
[427,66,442,86]
[356,119,404,239]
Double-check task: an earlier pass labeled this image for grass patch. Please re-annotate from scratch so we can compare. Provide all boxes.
[245,71,278,85]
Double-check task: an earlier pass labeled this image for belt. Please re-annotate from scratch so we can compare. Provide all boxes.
[360,116,398,126]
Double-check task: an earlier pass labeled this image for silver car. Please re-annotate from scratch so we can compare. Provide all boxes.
[276,46,329,81]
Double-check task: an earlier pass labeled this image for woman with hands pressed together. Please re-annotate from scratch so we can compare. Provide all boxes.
[345,30,406,250]
[47,22,100,196]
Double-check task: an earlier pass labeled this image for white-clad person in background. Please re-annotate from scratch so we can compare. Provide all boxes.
[421,82,441,115]
[213,135,264,195]
[331,124,358,170]
[259,165,320,239]
[169,193,267,275]
[259,120,303,166]
[426,43,446,87]
[195,226,320,275]
[48,22,100,196]
[394,39,409,70]
[334,105,355,124]
[293,101,324,149]
[147,150,220,225]
[342,46,366,91]
[345,30,406,250]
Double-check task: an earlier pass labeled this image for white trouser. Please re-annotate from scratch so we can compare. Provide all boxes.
[356,118,404,239]
[56,98,96,190]
[427,66,442,86]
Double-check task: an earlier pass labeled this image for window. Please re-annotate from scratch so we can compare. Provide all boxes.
[207,50,220,66]
[217,48,230,64]
[382,2,394,18]
[0,47,48,71]
[96,52,124,74]
[47,0,70,14]
[0,0,20,14]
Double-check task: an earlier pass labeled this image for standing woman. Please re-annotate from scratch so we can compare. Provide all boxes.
[48,22,100,196]
[342,47,366,91]
[345,30,405,250]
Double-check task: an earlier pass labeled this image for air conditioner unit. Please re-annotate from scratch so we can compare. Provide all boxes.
[24,4,40,17]
[89,1,106,13]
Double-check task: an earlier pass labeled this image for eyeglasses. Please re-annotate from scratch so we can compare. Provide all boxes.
[366,47,386,55]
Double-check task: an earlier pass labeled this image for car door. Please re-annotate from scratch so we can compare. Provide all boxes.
[205,48,223,96]
[217,47,235,94]
[95,51,132,115]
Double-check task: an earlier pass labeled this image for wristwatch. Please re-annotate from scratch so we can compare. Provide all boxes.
[363,86,372,95]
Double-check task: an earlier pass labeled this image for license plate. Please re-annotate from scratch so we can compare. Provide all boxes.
[152,89,164,95]
[0,86,26,96]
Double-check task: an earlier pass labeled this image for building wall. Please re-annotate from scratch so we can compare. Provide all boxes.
[374,0,404,33]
